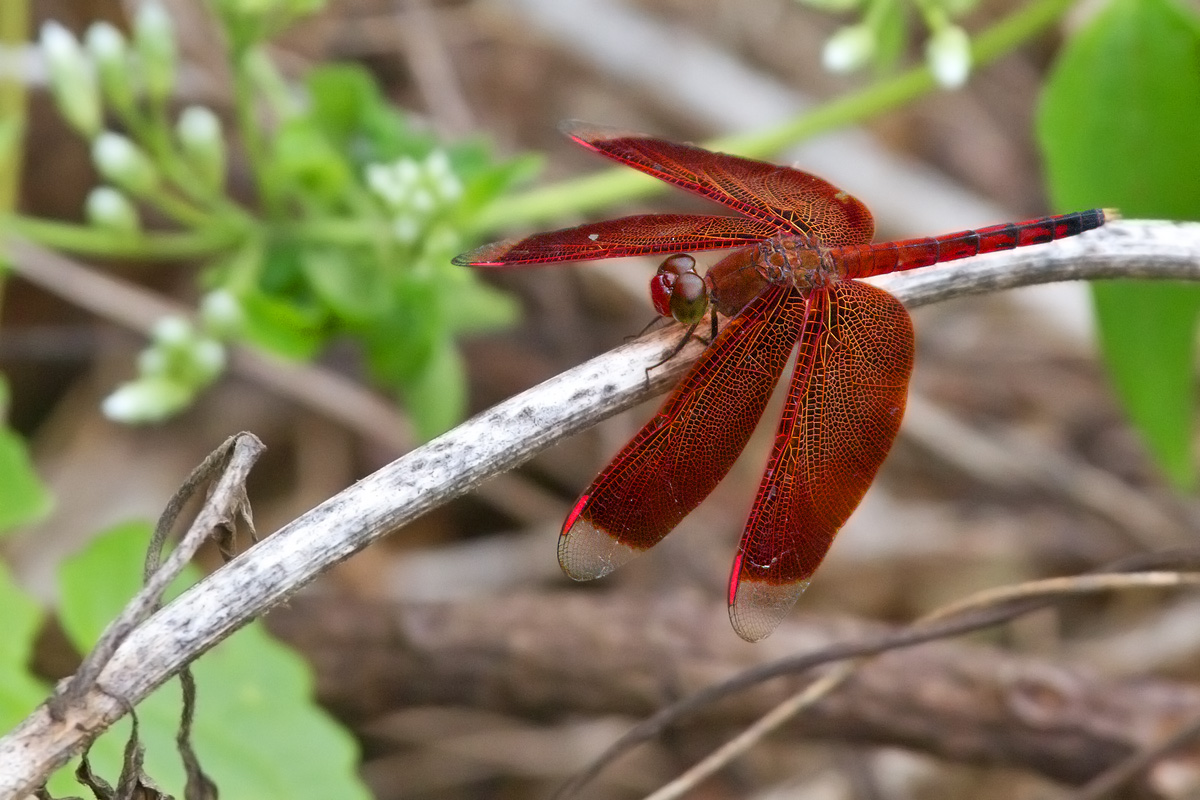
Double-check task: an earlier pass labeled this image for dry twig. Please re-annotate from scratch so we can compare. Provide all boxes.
[552,548,1200,798]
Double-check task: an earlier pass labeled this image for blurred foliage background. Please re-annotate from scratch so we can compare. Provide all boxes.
[2,0,1200,797]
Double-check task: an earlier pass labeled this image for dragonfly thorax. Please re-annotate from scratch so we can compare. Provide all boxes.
[759,236,836,291]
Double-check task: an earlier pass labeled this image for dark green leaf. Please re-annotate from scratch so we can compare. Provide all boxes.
[306,64,380,141]
[433,258,521,335]
[1092,282,1200,485]
[1038,0,1200,488]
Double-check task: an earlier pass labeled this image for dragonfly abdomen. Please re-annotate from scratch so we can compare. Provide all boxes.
[835,208,1110,280]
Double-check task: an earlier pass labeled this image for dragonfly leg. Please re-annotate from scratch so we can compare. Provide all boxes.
[643,317,704,386]
[630,314,669,342]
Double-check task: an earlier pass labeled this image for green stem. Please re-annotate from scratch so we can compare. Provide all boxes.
[471,0,1075,234]
[146,186,218,228]
[232,46,276,216]
[277,217,391,246]
[0,0,29,313]
[0,0,28,216]
[142,100,219,209]
[3,215,243,260]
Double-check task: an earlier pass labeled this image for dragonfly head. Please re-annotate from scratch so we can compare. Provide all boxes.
[650,253,710,326]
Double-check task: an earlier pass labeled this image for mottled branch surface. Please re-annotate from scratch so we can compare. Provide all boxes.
[270,590,1200,788]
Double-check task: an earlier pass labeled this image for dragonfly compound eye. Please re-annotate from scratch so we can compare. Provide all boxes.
[669,270,709,326]
[651,253,700,318]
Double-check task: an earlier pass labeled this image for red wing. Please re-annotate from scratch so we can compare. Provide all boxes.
[729,280,914,642]
[559,285,805,581]
[563,121,875,247]
[452,214,777,266]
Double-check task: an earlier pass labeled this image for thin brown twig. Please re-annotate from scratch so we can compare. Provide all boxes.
[901,394,1189,550]
[641,570,1200,800]
[1067,711,1200,800]
[393,0,474,136]
[638,570,1200,800]
[553,549,1200,798]
[269,586,1200,789]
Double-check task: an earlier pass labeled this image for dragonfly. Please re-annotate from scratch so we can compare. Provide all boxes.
[455,122,1109,642]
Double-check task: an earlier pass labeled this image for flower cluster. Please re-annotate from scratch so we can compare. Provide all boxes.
[809,0,974,89]
[365,150,464,245]
[102,292,242,424]
[39,6,241,424]
[34,5,521,437]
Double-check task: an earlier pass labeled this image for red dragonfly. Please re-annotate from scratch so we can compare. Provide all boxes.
[455,123,1109,641]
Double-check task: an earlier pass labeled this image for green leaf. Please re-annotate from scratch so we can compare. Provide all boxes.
[0,562,47,732]
[443,276,521,335]
[239,287,326,360]
[1037,0,1200,488]
[455,151,543,218]
[300,245,389,322]
[433,257,521,335]
[270,118,354,204]
[52,521,370,800]
[399,333,467,438]
[307,64,433,167]
[0,377,54,534]
[1091,283,1200,485]
[362,277,439,386]
[56,520,188,645]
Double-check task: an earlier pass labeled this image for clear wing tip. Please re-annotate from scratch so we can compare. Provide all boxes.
[558,515,642,581]
[729,578,810,642]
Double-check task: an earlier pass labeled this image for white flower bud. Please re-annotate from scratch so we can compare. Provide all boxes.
[393,158,420,190]
[152,315,193,347]
[93,132,158,195]
[85,22,137,113]
[40,21,101,137]
[134,1,177,102]
[926,25,972,89]
[102,377,190,424]
[199,290,243,336]
[409,188,435,214]
[84,21,123,64]
[137,346,170,376]
[366,163,404,206]
[822,24,876,74]
[177,106,226,190]
[424,150,452,179]
[85,187,140,234]
[189,338,227,381]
